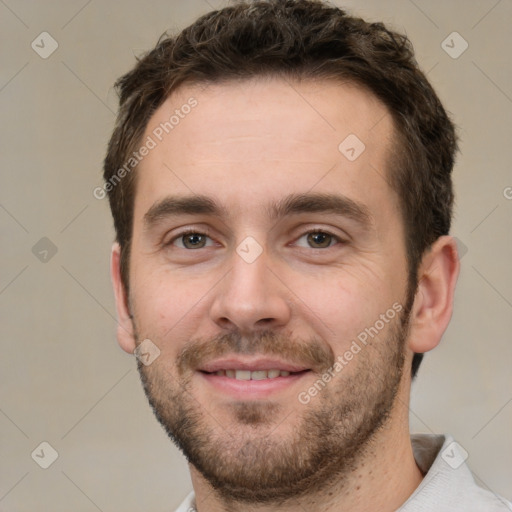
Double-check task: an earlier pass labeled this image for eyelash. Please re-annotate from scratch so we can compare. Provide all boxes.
[165,228,215,249]
[295,229,346,249]
[165,228,345,250]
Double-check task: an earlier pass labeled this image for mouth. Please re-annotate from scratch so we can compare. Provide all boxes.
[197,357,312,399]
[201,368,307,380]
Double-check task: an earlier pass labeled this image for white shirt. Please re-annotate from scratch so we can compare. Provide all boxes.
[174,434,512,511]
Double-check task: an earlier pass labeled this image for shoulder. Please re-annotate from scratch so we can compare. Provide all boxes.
[401,433,512,511]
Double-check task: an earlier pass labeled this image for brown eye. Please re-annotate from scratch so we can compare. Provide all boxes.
[181,233,207,249]
[303,231,337,248]
[168,231,213,249]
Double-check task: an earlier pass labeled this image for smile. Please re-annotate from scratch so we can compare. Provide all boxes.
[205,369,295,380]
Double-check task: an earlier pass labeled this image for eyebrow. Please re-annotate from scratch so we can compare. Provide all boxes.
[143,192,374,231]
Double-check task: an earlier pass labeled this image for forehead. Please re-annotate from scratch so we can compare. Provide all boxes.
[134,77,397,223]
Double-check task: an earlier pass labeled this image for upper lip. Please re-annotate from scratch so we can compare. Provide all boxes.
[198,357,310,373]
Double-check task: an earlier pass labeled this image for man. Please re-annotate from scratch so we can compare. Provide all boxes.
[103,1,511,510]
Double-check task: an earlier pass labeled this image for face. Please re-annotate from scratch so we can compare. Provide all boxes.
[117,78,415,502]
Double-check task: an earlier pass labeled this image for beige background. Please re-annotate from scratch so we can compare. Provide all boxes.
[1,0,511,510]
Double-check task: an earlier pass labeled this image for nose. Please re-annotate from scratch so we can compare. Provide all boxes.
[209,245,292,335]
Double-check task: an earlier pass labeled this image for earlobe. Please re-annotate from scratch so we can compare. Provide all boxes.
[407,236,460,354]
[111,243,137,354]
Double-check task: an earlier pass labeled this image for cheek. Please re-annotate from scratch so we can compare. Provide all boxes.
[130,271,205,347]
[296,270,398,350]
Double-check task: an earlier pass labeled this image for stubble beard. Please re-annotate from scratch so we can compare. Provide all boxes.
[135,309,410,504]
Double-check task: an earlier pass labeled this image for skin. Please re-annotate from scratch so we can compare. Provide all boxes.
[111,77,460,511]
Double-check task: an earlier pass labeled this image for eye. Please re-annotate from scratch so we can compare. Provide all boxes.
[294,230,343,249]
[167,230,215,250]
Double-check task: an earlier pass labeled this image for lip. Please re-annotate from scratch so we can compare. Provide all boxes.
[197,356,311,400]
[198,370,311,399]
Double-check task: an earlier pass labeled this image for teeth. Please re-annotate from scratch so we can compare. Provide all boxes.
[251,370,268,380]
[213,369,293,380]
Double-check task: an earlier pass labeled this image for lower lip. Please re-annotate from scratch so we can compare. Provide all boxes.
[198,371,310,399]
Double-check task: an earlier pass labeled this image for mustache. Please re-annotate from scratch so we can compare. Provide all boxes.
[176,330,335,375]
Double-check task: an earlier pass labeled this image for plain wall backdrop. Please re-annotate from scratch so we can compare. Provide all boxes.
[1,0,511,510]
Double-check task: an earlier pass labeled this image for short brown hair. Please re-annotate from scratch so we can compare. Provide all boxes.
[103,0,458,378]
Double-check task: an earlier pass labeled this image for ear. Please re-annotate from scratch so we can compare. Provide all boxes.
[407,235,460,354]
[111,242,136,353]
